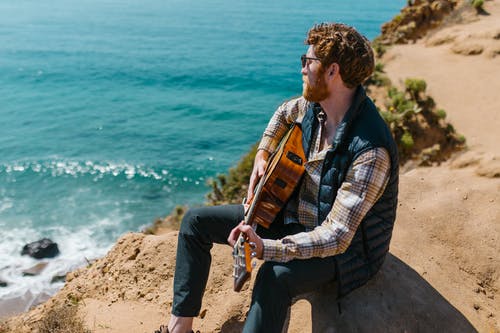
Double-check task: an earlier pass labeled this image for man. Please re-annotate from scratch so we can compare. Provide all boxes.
[156,22,399,333]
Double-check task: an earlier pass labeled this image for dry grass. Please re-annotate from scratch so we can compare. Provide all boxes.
[0,321,8,333]
[37,303,90,333]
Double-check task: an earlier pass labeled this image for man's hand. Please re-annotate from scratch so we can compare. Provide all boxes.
[247,149,270,203]
[228,222,264,259]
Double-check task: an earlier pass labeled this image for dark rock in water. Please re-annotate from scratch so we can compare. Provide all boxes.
[21,238,60,259]
[0,280,7,287]
[22,262,48,276]
[51,274,66,284]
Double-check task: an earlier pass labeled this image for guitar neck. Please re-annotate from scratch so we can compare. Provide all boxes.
[243,178,265,226]
[233,123,306,292]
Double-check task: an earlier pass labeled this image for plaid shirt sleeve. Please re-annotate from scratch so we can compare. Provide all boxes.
[258,97,308,154]
[262,147,391,262]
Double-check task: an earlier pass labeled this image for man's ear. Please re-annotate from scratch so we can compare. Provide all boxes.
[328,63,339,77]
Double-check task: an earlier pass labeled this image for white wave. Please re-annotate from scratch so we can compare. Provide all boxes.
[0,199,13,213]
[0,159,173,182]
[0,224,113,318]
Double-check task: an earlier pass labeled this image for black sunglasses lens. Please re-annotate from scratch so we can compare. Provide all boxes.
[301,55,306,67]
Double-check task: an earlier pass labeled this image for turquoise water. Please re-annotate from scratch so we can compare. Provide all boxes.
[0,0,405,312]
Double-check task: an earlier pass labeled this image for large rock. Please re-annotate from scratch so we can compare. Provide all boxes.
[285,253,478,333]
[21,238,60,259]
[379,0,457,44]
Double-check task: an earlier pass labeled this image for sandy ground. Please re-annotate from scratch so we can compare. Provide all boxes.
[3,1,500,332]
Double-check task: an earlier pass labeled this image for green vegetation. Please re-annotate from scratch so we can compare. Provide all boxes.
[366,62,391,87]
[400,131,415,150]
[404,78,427,101]
[470,0,484,11]
[371,37,388,58]
[392,13,403,24]
[207,143,258,205]
[383,78,464,163]
[434,109,447,119]
[142,205,187,234]
[374,62,384,73]
[387,86,421,115]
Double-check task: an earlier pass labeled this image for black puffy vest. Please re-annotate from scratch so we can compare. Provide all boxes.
[300,86,399,297]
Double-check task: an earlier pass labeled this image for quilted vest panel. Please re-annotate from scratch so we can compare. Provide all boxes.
[300,86,399,297]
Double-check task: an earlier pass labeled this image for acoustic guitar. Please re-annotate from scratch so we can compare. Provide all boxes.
[232,123,306,292]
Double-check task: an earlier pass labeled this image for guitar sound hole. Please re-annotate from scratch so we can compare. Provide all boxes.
[286,151,303,165]
[274,178,287,189]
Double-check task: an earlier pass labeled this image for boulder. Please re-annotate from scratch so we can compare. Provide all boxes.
[51,274,66,284]
[21,238,60,259]
[285,254,477,332]
[379,0,457,44]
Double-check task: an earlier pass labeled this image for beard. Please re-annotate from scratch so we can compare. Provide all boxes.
[302,69,329,102]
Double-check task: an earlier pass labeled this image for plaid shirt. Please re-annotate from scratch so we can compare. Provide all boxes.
[258,97,391,262]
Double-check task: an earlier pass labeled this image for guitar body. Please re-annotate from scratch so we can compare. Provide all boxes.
[250,124,307,229]
[233,123,306,292]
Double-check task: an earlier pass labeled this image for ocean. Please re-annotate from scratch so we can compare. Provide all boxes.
[0,0,405,316]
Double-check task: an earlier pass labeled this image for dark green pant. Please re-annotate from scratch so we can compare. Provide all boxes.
[172,204,337,333]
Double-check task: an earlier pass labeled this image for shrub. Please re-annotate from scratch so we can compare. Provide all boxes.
[393,14,403,24]
[387,87,420,115]
[371,38,388,58]
[404,78,427,101]
[470,0,484,10]
[434,109,447,119]
[365,62,390,88]
[401,131,415,149]
[375,62,385,73]
[379,109,398,124]
[207,143,258,205]
[366,71,391,87]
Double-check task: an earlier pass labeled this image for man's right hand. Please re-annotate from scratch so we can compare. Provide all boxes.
[247,149,270,203]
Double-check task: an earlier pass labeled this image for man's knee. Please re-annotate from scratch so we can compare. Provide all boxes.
[255,262,292,295]
[179,207,203,235]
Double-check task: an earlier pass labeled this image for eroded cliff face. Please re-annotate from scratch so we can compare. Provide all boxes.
[378,0,458,44]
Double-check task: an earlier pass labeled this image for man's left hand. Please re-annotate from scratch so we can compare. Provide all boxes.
[228,222,264,259]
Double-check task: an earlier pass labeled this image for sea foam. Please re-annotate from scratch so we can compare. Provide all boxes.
[0,160,168,181]
[0,223,112,318]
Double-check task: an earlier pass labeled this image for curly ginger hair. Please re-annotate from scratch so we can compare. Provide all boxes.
[305,23,375,88]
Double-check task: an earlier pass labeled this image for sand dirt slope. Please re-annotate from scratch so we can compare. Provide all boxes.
[372,0,500,331]
[382,0,500,155]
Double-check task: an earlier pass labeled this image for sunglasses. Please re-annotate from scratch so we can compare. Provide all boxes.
[301,54,321,68]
